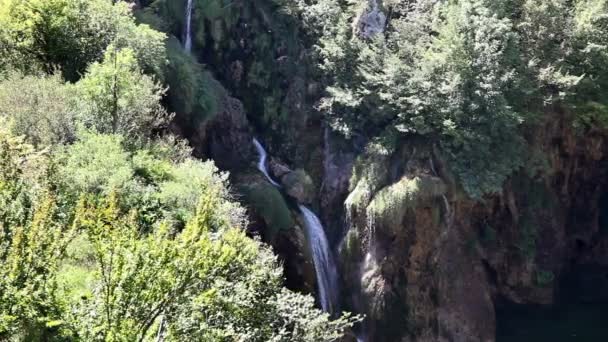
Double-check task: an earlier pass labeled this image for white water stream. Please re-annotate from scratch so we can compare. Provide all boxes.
[184,0,193,51]
[252,138,339,313]
[252,138,280,187]
[298,205,339,313]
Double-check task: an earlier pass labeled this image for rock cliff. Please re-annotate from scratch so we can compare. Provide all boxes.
[154,1,608,341]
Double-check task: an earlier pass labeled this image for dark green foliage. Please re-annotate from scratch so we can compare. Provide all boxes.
[146,0,187,38]
[0,0,166,81]
[240,180,295,240]
[289,0,608,197]
[164,37,221,126]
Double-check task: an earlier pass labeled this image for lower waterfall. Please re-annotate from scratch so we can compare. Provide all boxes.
[298,205,339,313]
[252,138,339,313]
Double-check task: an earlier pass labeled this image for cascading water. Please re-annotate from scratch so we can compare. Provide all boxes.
[298,205,339,313]
[252,138,338,313]
[183,0,193,52]
[252,138,280,187]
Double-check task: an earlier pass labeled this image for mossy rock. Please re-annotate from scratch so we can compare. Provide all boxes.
[339,228,363,271]
[367,175,446,234]
[345,144,392,214]
[239,180,295,240]
[164,37,223,125]
[281,169,315,204]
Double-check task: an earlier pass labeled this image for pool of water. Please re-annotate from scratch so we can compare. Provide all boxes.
[497,301,608,341]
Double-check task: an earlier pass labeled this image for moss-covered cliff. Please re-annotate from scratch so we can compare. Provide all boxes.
[134,1,608,341]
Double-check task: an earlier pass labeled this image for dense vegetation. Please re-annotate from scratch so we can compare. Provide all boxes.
[1,0,608,340]
[285,0,608,197]
[0,0,358,340]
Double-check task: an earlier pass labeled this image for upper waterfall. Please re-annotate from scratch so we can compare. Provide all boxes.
[184,0,193,51]
[252,138,280,187]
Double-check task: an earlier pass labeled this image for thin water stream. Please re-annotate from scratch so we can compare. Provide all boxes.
[252,138,339,314]
[183,0,193,51]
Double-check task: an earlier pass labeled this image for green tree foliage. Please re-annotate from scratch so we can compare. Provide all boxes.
[0,125,358,340]
[67,193,358,341]
[290,0,608,197]
[0,126,74,339]
[73,47,171,140]
[0,73,76,146]
[0,0,166,80]
[0,49,170,147]
[54,132,244,229]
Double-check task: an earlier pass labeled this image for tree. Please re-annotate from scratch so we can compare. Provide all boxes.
[0,73,77,146]
[0,0,166,80]
[70,193,358,341]
[0,126,74,340]
[0,124,359,340]
[288,0,608,197]
[55,132,244,229]
[74,47,171,141]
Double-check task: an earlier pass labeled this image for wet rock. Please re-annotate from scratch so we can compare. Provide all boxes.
[269,157,292,179]
[281,169,315,204]
[198,88,254,169]
[275,224,317,294]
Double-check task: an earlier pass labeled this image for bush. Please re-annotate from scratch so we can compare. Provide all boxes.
[0,0,166,80]
[0,73,77,146]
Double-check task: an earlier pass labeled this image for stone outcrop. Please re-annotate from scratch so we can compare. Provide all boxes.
[281,169,315,204]
[354,0,387,39]
[176,1,608,340]
[334,110,608,341]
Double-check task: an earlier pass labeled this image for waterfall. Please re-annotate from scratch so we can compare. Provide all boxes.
[252,138,338,313]
[299,205,339,313]
[183,0,193,52]
[252,138,280,187]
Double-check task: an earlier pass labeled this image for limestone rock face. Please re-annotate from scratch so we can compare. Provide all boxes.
[269,157,292,179]
[354,0,387,39]
[191,79,254,170]
[334,112,608,342]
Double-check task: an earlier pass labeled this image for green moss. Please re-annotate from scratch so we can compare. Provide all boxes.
[248,61,271,89]
[345,141,392,215]
[149,0,186,37]
[512,175,557,259]
[516,218,538,259]
[481,225,498,244]
[165,37,222,125]
[367,175,446,232]
[240,181,295,240]
[134,8,171,33]
[341,228,363,263]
